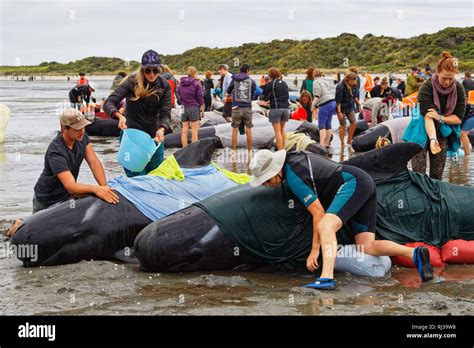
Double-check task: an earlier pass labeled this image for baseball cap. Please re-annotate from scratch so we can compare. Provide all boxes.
[141,49,161,68]
[60,108,91,130]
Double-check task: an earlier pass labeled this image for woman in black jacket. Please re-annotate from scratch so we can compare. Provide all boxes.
[104,49,171,177]
[261,67,290,150]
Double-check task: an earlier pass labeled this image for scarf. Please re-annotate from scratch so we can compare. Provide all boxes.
[432,73,457,116]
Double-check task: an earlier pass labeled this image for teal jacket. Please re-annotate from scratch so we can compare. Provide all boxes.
[402,107,460,152]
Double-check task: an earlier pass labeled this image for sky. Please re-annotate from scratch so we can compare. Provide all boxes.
[0,0,473,66]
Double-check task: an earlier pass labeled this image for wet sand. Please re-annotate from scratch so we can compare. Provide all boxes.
[1,78,473,315]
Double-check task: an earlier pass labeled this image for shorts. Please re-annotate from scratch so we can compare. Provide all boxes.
[181,106,201,122]
[269,109,290,123]
[326,165,377,234]
[461,117,474,131]
[231,107,253,128]
[338,110,356,126]
[318,100,336,129]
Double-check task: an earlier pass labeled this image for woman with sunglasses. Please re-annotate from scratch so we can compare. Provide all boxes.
[104,49,171,177]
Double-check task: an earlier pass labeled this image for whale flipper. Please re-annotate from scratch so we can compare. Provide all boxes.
[342,142,422,180]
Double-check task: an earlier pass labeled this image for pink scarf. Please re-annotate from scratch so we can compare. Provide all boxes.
[432,73,457,116]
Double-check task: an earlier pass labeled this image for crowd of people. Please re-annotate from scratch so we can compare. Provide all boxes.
[8,48,473,290]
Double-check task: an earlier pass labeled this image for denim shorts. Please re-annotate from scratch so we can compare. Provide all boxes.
[268,109,290,123]
[461,117,474,131]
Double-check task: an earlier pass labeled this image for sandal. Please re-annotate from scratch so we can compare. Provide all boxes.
[413,247,434,282]
[302,277,336,290]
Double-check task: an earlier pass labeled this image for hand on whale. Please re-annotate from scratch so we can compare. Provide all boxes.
[11,138,222,267]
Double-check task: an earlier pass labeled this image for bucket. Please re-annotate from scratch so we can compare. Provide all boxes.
[118,129,160,172]
[0,103,11,144]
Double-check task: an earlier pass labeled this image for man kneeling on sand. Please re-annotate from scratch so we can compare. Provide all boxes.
[7,108,119,237]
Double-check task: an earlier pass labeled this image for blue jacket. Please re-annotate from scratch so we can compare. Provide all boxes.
[402,107,461,152]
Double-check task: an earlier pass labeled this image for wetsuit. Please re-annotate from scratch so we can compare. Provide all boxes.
[283,151,376,234]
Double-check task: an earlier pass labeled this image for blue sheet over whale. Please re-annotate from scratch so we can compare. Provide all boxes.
[108,165,238,221]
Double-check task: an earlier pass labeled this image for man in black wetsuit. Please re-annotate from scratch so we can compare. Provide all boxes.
[249,149,434,290]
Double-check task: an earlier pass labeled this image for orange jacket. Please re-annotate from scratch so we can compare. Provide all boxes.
[364,74,374,92]
[402,92,418,108]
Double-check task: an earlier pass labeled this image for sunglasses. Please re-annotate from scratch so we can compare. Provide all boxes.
[144,68,159,75]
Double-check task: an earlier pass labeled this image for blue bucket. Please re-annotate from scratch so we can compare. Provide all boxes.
[118,129,160,172]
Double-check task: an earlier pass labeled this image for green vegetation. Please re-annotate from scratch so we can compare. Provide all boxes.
[1,27,473,76]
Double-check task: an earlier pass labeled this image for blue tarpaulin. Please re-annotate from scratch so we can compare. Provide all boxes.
[108,165,238,221]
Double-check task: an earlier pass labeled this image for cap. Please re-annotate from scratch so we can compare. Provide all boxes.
[60,108,91,130]
[141,49,161,68]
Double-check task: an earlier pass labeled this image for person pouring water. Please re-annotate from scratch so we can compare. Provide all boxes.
[104,49,171,177]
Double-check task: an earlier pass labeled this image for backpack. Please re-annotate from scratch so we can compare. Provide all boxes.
[233,78,252,104]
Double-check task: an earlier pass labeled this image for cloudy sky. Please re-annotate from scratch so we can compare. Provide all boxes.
[0,0,473,66]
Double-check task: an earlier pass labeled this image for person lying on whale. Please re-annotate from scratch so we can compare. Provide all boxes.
[7,108,119,237]
[249,149,434,290]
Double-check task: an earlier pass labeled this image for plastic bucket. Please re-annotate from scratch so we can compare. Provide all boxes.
[118,129,160,172]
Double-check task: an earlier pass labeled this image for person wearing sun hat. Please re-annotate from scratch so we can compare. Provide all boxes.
[104,49,172,177]
[249,149,434,290]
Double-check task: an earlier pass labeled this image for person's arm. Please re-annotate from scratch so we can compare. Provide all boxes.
[261,83,270,101]
[418,81,439,117]
[354,88,362,112]
[104,77,132,129]
[312,80,321,108]
[84,143,107,186]
[226,79,234,96]
[251,80,257,100]
[306,198,326,271]
[83,88,91,104]
[196,82,204,107]
[335,85,343,115]
[156,80,172,141]
[57,171,119,204]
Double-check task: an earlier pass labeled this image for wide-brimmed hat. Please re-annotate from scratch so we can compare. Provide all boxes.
[249,149,286,187]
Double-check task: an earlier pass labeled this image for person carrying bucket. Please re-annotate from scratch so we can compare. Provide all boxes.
[104,49,171,177]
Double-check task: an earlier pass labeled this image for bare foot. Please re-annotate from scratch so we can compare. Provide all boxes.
[6,219,23,238]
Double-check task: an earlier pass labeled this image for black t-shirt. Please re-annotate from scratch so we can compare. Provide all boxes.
[34,133,90,207]
[462,78,474,95]
[204,78,214,97]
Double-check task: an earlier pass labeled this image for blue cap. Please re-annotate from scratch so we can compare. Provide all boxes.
[141,49,161,68]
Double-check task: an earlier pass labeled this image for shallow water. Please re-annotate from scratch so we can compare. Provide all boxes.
[0,78,473,315]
